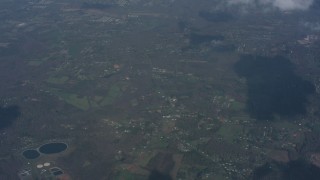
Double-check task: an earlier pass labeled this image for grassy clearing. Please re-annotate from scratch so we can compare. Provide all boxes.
[49,88,90,110]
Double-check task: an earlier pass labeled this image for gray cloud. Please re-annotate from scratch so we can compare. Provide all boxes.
[227,0,314,11]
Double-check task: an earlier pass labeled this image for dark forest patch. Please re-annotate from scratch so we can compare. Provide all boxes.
[234,55,314,120]
[148,170,172,180]
[0,105,20,129]
[147,152,174,180]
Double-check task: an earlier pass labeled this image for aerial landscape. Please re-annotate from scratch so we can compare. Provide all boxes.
[1,0,320,179]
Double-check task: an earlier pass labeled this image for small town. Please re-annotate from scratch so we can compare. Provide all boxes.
[0,0,320,179]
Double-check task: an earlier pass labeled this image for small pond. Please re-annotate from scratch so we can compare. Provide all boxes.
[22,149,40,159]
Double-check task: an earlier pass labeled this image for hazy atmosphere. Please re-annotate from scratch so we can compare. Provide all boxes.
[0,0,320,179]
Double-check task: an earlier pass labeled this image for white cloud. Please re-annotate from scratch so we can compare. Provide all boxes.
[272,0,314,10]
[226,0,314,11]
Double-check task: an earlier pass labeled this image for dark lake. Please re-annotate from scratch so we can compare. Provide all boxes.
[22,149,40,159]
[39,142,68,155]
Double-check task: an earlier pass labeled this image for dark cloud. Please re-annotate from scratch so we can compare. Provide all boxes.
[234,55,314,120]
[0,105,20,129]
